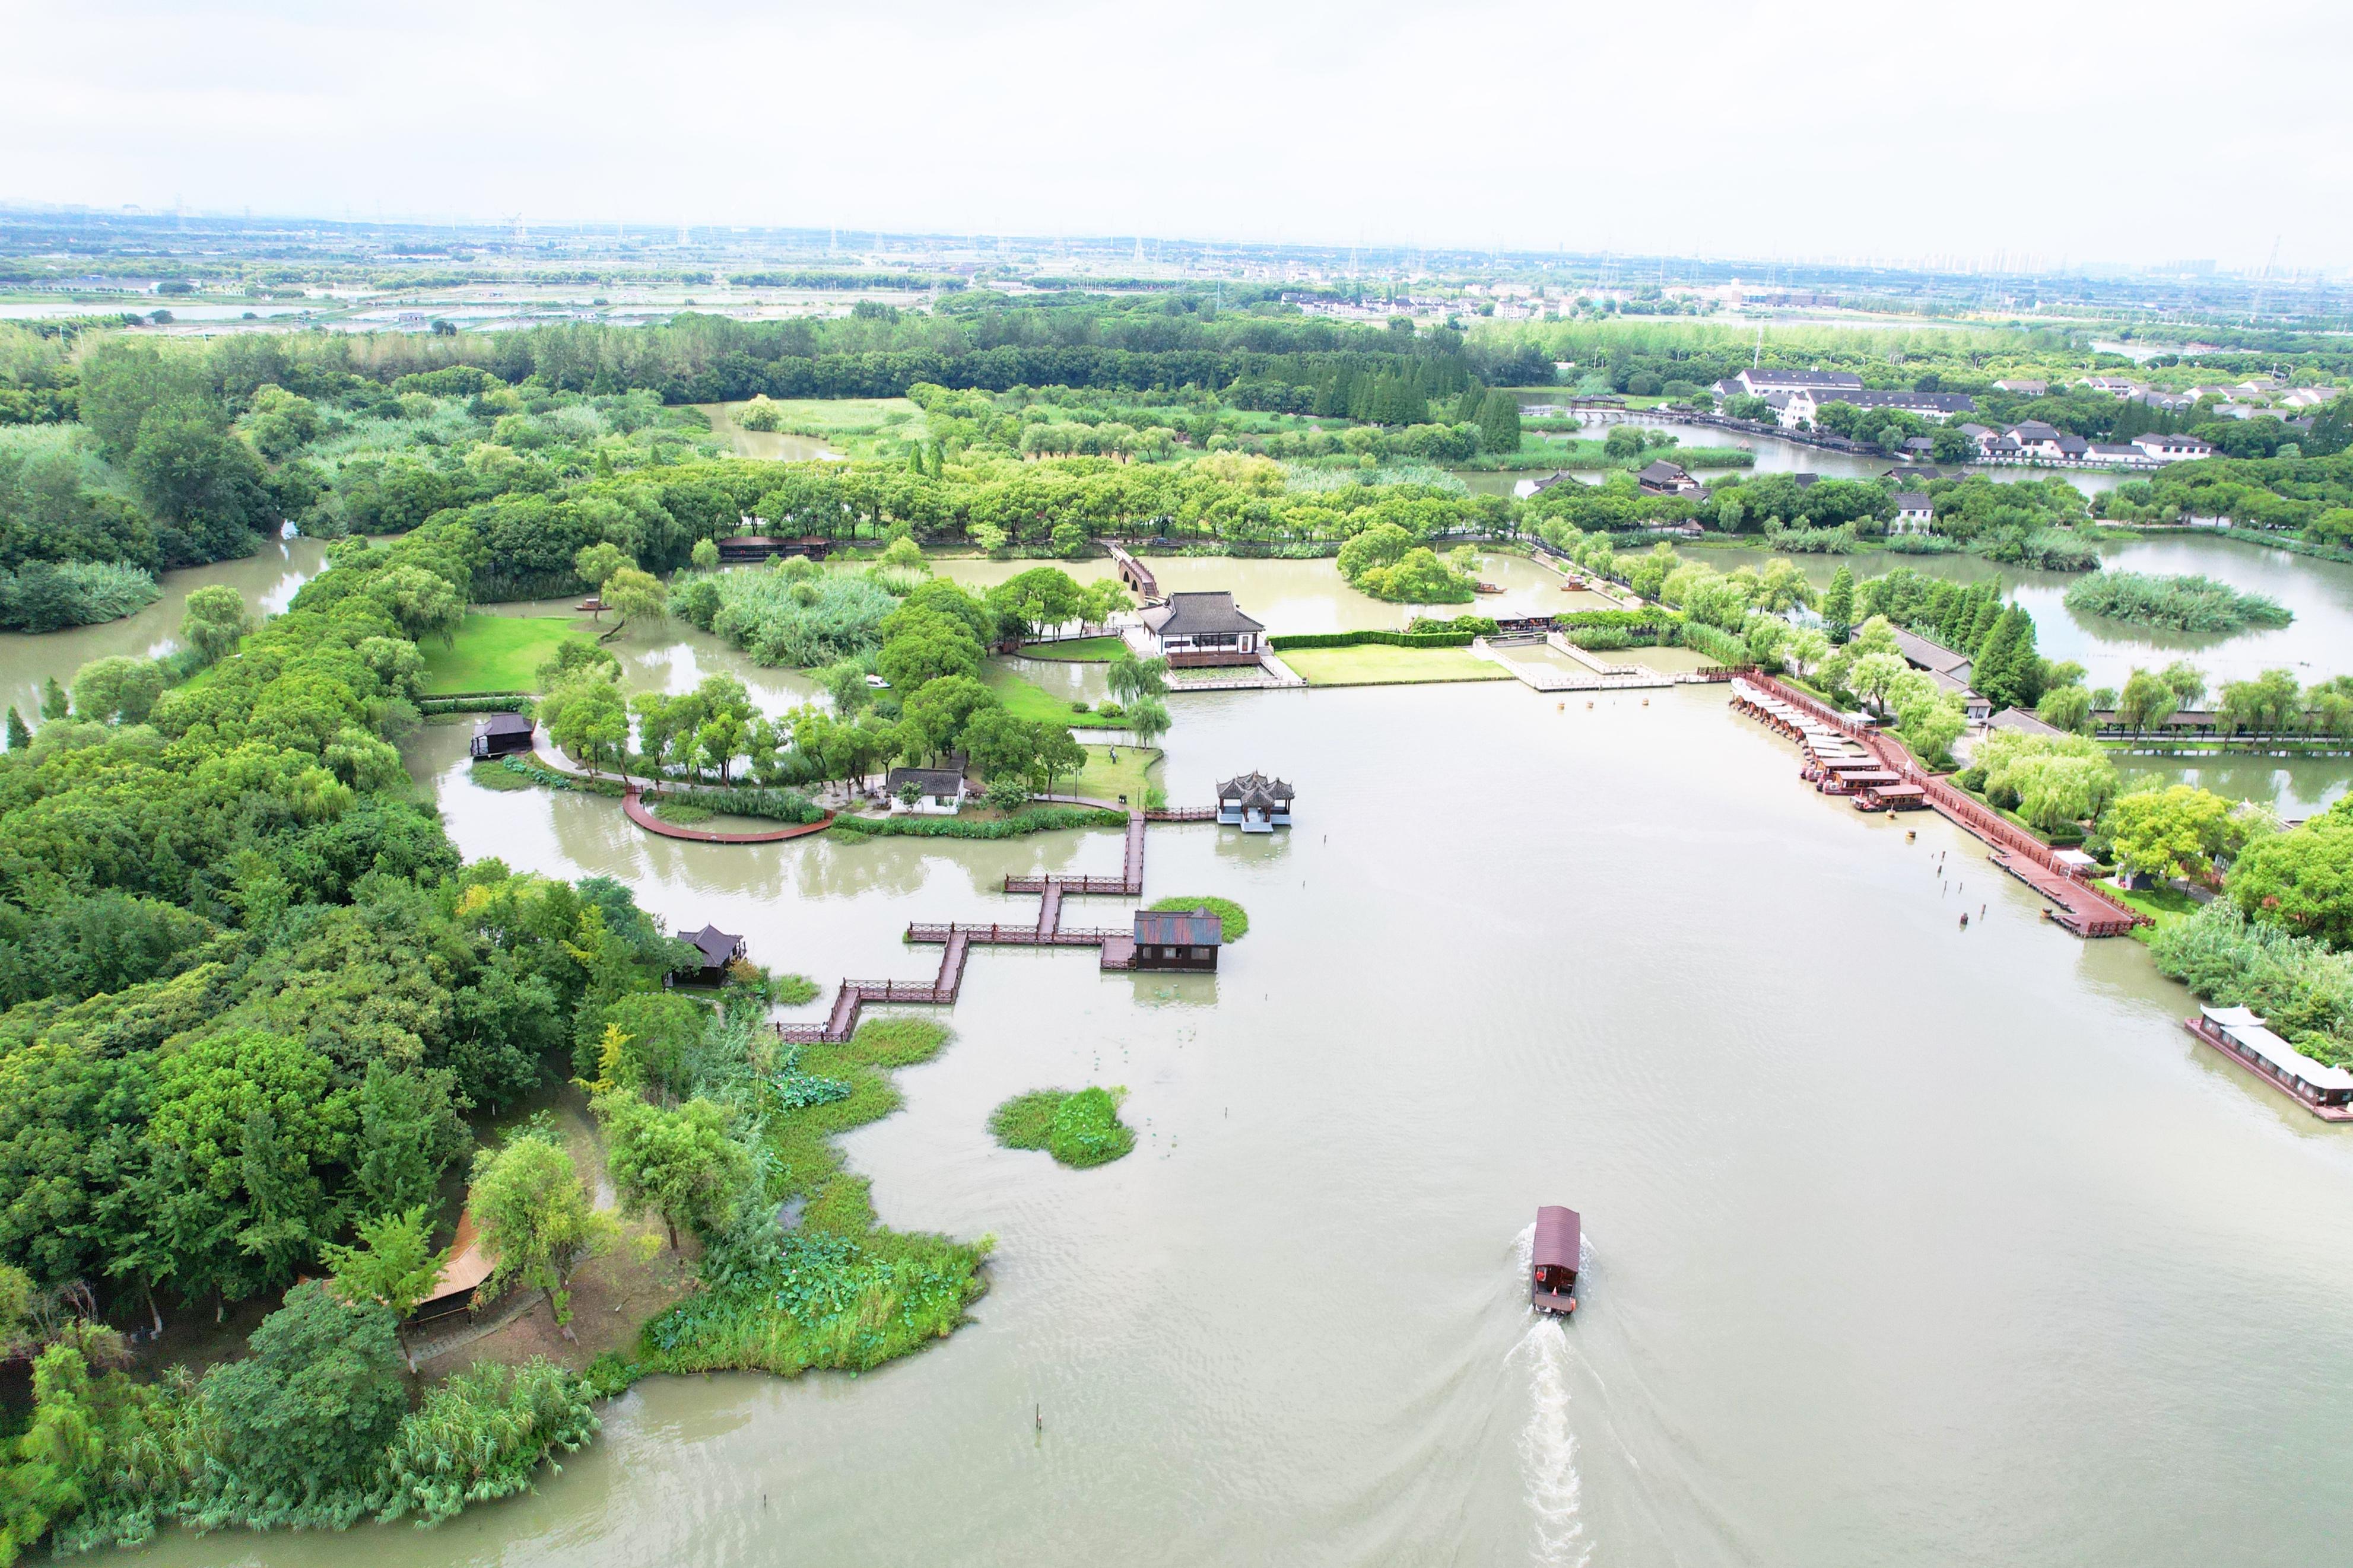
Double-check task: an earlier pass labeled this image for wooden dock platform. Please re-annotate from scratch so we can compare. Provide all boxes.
[1728,675,2148,940]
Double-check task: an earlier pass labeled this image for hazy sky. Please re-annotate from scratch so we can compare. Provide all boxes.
[6,0,2346,272]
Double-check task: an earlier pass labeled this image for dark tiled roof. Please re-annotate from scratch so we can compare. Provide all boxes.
[1637,460,1692,484]
[885,766,966,796]
[1986,707,2064,736]
[1218,770,1294,802]
[1894,491,1933,510]
[678,923,744,968]
[1146,591,1263,638]
[475,713,534,737]
[1134,908,1223,946]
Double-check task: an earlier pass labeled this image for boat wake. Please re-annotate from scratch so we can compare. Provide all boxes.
[1512,1224,1592,1568]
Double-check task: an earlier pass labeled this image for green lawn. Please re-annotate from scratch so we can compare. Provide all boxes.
[982,661,1123,728]
[1283,645,1514,688]
[1019,635,1128,662]
[1069,743,1160,804]
[421,614,596,694]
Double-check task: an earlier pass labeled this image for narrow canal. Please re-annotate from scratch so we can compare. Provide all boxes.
[134,677,2353,1568]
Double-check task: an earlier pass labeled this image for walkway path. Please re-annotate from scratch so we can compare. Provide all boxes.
[622,788,836,844]
[779,794,1217,1044]
[1729,675,2147,938]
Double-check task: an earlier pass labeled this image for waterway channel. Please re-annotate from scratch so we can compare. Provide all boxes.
[126,675,2353,1568]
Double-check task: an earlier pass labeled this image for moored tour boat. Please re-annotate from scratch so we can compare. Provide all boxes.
[1531,1206,1581,1314]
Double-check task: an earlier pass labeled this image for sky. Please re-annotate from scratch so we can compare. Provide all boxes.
[5,0,2348,273]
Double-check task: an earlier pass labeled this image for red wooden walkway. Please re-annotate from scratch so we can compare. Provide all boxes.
[623,788,836,844]
[1731,675,2148,939]
[779,796,1215,1044]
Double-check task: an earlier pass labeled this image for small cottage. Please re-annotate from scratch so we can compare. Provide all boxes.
[1890,492,1934,535]
[1139,591,1265,666]
[470,712,536,759]
[885,765,967,815]
[674,923,747,985]
[1217,771,1294,832]
[1636,459,1703,497]
[1131,907,1222,972]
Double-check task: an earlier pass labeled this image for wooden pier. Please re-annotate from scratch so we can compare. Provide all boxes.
[779,793,1208,1043]
[1728,675,2148,939]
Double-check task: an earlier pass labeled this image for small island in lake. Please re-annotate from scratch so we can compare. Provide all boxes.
[989,1087,1137,1168]
[2063,571,2294,634]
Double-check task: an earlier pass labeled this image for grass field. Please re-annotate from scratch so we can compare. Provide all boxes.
[1283,645,1514,688]
[1019,635,1128,662]
[982,661,1123,728]
[1070,743,1160,804]
[421,614,595,694]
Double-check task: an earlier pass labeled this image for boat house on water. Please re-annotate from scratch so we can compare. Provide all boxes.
[1130,907,1222,972]
[1217,771,1294,832]
[470,713,535,759]
[2187,1006,2353,1120]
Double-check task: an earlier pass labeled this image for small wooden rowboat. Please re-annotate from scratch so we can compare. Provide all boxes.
[1532,1206,1580,1314]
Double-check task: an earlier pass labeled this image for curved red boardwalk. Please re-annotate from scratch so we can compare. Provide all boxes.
[622,787,835,844]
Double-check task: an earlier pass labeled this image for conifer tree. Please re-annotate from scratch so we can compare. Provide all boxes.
[4,707,26,751]
[1823,565,1856,636]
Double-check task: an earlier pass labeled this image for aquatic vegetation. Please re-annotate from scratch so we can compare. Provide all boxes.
[1147,894,1250,942]
[638,1018,990,1376]
[989,1086,1136,1168]
[2063,571,2294,634]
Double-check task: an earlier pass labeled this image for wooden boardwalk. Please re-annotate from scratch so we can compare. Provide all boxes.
[623,788,835,844]
[779,793,1205,1044]
[1729,675,2148,939]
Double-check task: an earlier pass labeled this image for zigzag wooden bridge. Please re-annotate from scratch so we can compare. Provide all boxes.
[777,796,1209,1045]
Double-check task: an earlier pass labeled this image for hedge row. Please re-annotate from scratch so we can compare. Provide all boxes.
[1267,630,1476,650]
[421,695,534,715]
[495,755,627,797]
[832,805,1126,841]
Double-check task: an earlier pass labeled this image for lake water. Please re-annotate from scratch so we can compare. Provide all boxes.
[1684,533,2353,690]
[693,402,844,463]
[0,537,328,721]
[128,675,2353,1568]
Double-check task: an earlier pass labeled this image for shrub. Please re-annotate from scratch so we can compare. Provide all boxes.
[376,1360,599,1526]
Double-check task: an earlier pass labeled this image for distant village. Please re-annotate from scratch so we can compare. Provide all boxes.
[1701,367,2269,470]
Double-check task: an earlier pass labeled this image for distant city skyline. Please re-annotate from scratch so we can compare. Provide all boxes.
[5,0,2346,273]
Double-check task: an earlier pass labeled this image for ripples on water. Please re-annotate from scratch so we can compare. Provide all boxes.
[1514,1223,1592,1568]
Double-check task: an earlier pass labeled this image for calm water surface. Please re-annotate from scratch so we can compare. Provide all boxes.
[135,679,2353,1567]
[0,537,328,720]
[1689,534,2353,689]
